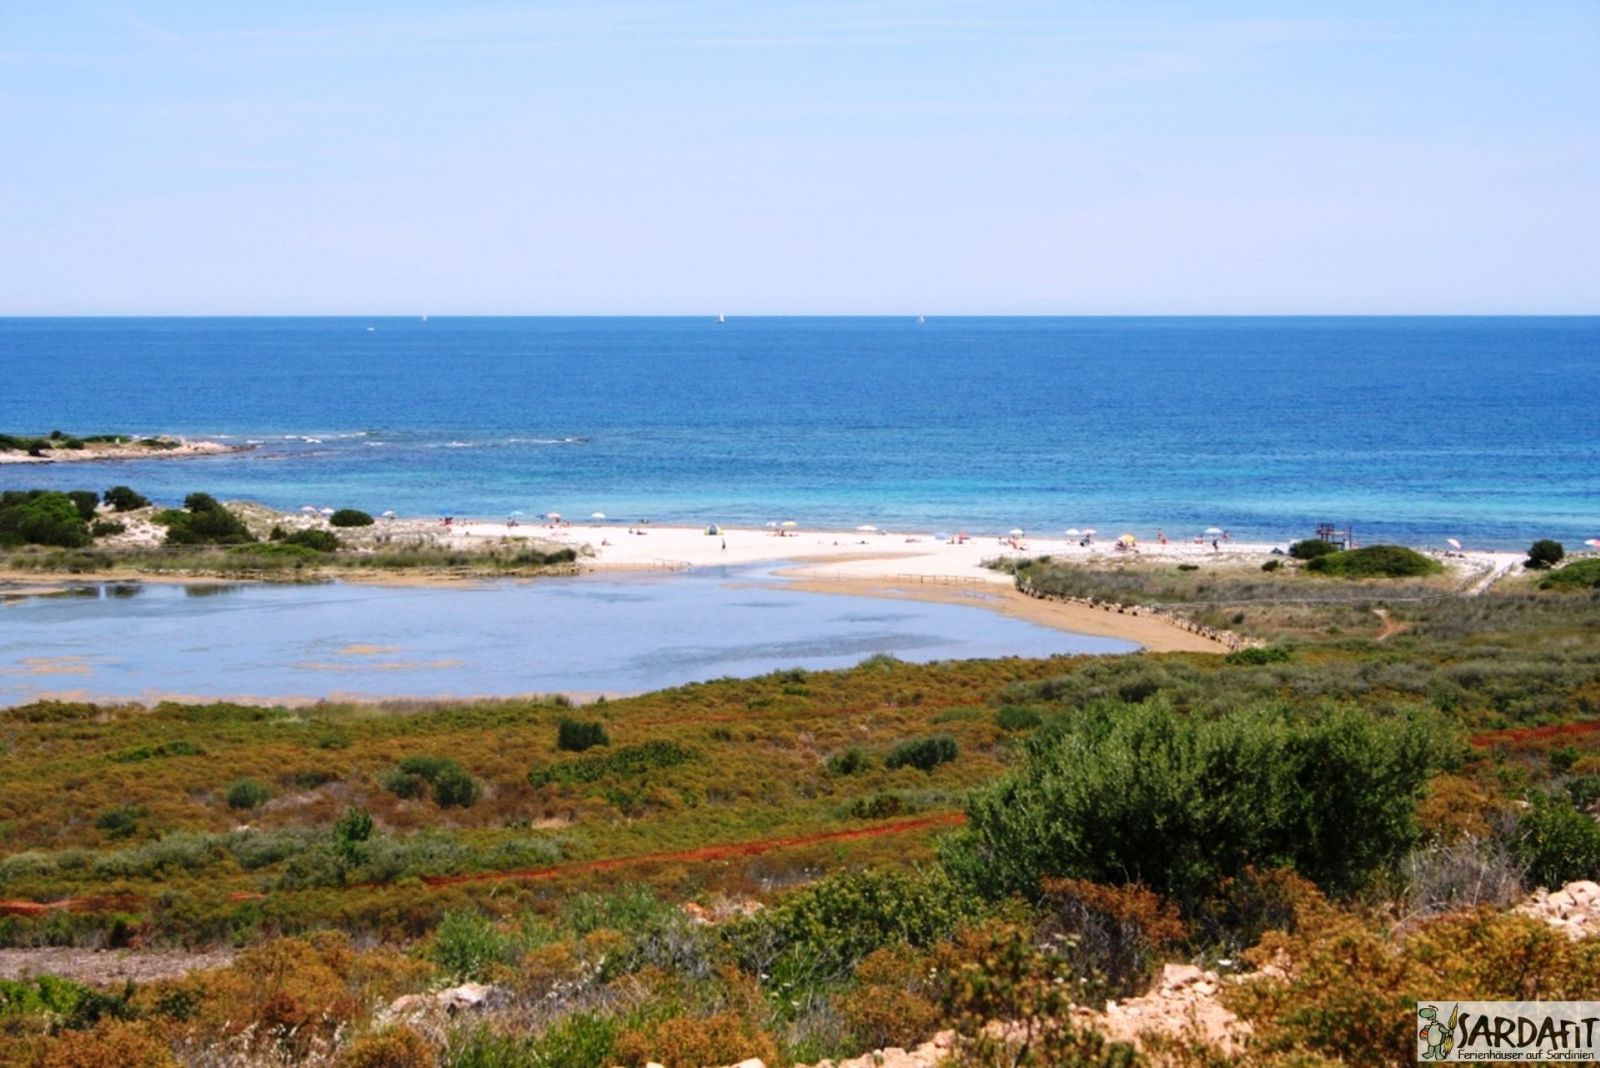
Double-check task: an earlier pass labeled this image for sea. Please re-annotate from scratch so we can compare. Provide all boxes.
[3,316,1596,548]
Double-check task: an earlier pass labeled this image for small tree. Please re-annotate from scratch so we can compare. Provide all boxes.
[66,490,99,523]
[329,508,375,527]
[224,779,271,810]
[1526,539,1565,571]
[557,718,610,752]
[104,486,150,512]
[433,764,482,808]
[885,734,959,772]
[1289,539,1337,560]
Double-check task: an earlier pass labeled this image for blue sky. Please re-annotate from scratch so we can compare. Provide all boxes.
[1,3,1596,314]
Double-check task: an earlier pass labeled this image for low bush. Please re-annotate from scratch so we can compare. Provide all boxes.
[995,705,1043,732]
[223,779,271,810]
[283,528,341,552]
[90,519,126,538]
[159,494,254,546]
[1541,558,1600,591]
[329,508,375,527]
[826,746,872,775]
[557,718,610,752]
[433,764,482,808]
[1224,644,1292,665]
[884,734,958,772]
[0,491,91,548]
[103,486,150,512]
[93,806,144,841]
[947,700,1445,908]
[1305,544,1441,578]
[529,741,694,788]
[430,907,516,980]
[1260,558,1282,572]
[1514,794,1600,888]
[66,490,100,522]
[380,769,427,800]
[1289,538,1338,560]
[390,756,480,808]
[1526,539,1566,570]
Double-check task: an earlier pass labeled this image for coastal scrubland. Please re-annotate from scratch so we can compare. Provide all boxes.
[0,559,1598,1066]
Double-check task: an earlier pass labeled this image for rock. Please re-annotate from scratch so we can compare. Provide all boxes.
[1569,880,1599,903]
[1160,963,1205,991]
[435,982,497,1011]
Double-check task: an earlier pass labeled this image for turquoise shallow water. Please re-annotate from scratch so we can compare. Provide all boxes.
[0,567,1132,704]
[2,316,1596,547]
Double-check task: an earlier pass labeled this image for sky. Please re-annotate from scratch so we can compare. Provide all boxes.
[1,2,1596,315]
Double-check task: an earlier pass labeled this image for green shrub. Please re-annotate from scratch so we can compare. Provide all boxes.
[1525,539,1566,570]
[93,806,144,841]
[223,779,271,810]
[1261,558,1282,572]
[826,746,873,775]
[381,769,427,799]
[109,740,201,762]
[948,700,1444,908]
[90,519,125,538]
[103,486,150,512]
[66,490,100,522]
[430,907,515,980]
[1289,538,1338,560]
[995,705,1044,732]
[557,718,610,752]
[161,494,254,546]
[433,764,482,808]
[397,755,453,780]
[1306,545,1442,578]
[849,793,906,820]
[1514,794,1600,888]
[884,734,958,772]
[727,867,978,982]
[0,491,91,548]
[528,741,693,788]
[1541,559,1600,591]
[329,508,375,527]
[1225,644,1292,665]
[1177,563,1199,572]
[450,1016,618,1068]
[282,528,340,552]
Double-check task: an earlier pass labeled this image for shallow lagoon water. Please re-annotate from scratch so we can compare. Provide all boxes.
[0,566,1132,704]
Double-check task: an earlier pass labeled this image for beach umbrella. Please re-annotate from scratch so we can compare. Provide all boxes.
[381,509,397,519]
[1008,528,1025,537]
[781,520,798,528]
[764,520,779,528]
[508,510,524,517]
[1204,526,1223,535]
[1446,538,1462,550]
[1082,527,1097,536]
[934,531,950,541]
[1065,528,1081,537]
[590,512,606,520]
[300,505,318,514]
[1117,533,1137,546]
[1587,538,1600,549]
[319,507,335,517]
[856,524,878,532]
[546,512,562,521]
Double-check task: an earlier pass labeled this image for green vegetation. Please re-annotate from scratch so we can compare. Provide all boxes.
[103,485,150,511]
[155,494,255,546]
[329,508,375,527]
[557,717,611,752]
[1542,558,1600,591]
[884,734,959,772]
[0,490,92,548]
[1526,538,1566,570]
[946,702,1443,907]
[223,778,271,810]
[1305,544,1443,577]
[1288,537,1338,559]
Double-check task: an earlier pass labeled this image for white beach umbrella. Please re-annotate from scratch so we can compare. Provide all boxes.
[781,520,798,528]
[546,512,562,521]
[1586,538,1600,549]
[300,505,318,514]
[856,524,878,532]
[1008,528,1025,536]
[764,520,779,528]
[507,510,524,517]
[1204,526,1223,535]
[1065,528,1081,536]
[1446,538,1462,550]
[381,509,397,519]
[319,507,335,517]
[590,512,606,520]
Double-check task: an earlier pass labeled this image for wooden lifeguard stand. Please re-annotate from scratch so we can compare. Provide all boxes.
[1314,523,1355,549]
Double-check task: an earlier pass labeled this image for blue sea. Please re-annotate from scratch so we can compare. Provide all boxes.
[2,316,1597,547]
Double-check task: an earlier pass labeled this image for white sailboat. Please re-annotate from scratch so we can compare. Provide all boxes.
[717,313,726,324]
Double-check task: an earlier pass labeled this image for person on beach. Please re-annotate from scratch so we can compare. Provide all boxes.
[721,537,726,551]
[1158,529,1167,545]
